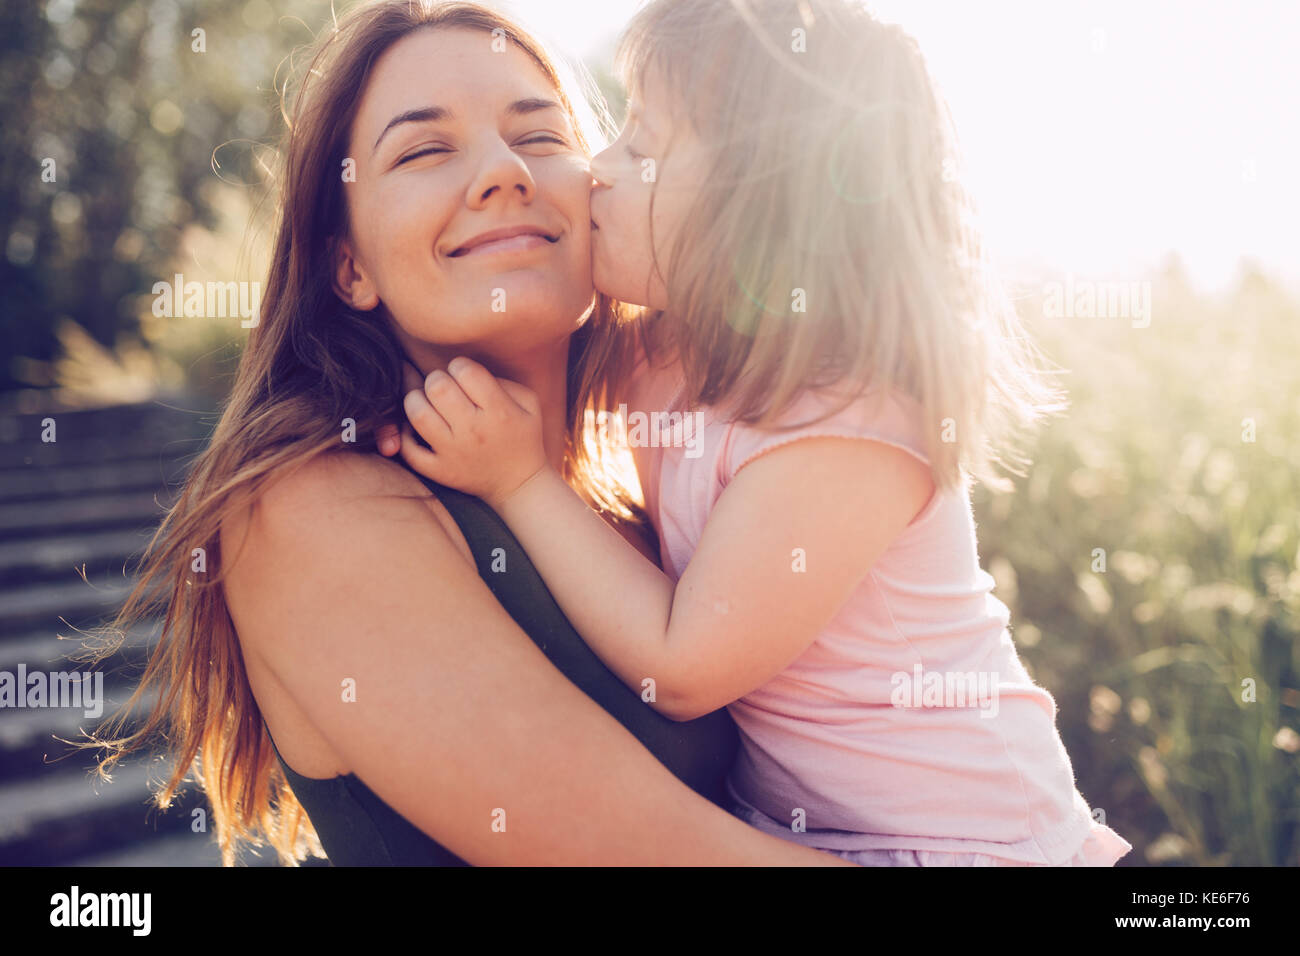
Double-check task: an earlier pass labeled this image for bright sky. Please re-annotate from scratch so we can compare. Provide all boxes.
[502,0,1299,293]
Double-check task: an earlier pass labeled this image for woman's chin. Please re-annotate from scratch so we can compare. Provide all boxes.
[504,283,593,324]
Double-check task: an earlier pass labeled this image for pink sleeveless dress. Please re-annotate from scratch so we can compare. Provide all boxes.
[623,347,1131,866]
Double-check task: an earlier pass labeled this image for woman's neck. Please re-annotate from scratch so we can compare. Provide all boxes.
[401,336,571,476]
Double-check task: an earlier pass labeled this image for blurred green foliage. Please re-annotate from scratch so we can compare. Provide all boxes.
[1,0,325,392]
[975,261,1300,865]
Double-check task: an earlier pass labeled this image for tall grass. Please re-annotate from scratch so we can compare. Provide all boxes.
[975,264,1300,865]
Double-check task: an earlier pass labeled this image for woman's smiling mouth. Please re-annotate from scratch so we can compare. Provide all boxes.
[448,225,559,258]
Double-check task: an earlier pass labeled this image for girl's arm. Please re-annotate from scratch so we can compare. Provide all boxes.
[224,450,851,865]
[394,357,934,722]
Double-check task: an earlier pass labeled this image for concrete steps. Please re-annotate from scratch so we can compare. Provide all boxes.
[0,395,243,866]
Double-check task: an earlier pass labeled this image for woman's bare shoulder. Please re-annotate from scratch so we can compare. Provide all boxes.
[256,448,432,515]
[221,450,465,608]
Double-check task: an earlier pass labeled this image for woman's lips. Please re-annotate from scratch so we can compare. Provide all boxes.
[453,233,554,258]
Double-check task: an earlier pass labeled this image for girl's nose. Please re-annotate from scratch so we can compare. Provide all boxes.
[590,145,614,188]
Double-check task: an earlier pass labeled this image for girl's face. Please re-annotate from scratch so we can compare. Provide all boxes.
[589,66,709,310]
[335,27,596,365]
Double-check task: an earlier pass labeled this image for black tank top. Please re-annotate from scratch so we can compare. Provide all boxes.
[268,466,739,866]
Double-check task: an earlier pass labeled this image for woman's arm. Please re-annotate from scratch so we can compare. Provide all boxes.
[223,450,850,866]
[394,357,934,722]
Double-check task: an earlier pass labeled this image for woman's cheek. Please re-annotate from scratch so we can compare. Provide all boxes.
[374,196,435,267]
[592,230,630,302]
[608,182,649,263]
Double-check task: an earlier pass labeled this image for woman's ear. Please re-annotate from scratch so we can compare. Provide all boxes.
[332,237,381,311]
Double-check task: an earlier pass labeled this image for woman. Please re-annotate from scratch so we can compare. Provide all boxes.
[86,0,846,866]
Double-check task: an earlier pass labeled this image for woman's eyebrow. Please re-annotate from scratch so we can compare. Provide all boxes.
[507,96,563,118]
[372,98,564,154]
[373,105,452,153]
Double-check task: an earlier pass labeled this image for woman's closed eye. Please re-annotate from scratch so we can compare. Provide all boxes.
[395,144,453,166]
[516,132,570,151]
[392,128,571,169]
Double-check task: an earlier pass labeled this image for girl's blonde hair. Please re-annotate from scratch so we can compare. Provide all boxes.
[80,0,635,865]
[617,0,1063,490]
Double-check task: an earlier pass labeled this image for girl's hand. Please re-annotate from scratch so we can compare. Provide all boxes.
[390,356,549,508]
[374,363,433,456]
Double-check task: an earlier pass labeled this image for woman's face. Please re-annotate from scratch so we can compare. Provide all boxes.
[335,27,595,364]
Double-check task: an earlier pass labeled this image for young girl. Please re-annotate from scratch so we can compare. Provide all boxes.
[382,0,1131,866]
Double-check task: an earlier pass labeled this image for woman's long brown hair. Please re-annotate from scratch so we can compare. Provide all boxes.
[79,0,638,866]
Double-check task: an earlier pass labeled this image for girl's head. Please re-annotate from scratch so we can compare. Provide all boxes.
[592,0,1060,489]
[83,0,630,866]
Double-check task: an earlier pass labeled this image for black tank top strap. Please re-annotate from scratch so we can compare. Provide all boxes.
[267,726,469,866]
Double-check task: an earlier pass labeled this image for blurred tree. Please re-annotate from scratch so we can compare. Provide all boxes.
[0,0,316,394]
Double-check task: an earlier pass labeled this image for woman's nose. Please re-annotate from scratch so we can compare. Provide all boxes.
[465,142,536,209]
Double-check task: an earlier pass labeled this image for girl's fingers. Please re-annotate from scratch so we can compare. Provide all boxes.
[403,385,454,448]
[445,356,508,414]
[422,367,478,425]
[395,421,446,480]
[385,360,433,456]
[376,422,401,456]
